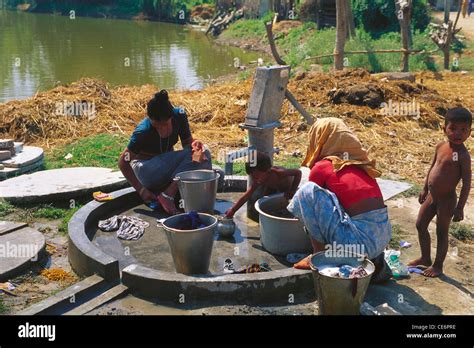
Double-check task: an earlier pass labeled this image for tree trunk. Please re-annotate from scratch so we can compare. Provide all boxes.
[444,0,450,23]
[443,47,451,69]
[334,0,346,70]
[444,22,453,69]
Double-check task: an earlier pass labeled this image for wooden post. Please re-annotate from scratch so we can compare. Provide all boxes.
[395,0,413,72]
[334,0,347,70]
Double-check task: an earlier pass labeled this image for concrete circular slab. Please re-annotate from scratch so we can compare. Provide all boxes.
[0,227,46,281]
[1,146,43,168]
[0,167,128,204]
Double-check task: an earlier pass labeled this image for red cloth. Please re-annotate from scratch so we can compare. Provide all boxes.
[309,159,383,211]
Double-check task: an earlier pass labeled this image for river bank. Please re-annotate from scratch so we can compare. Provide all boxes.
[6,1,215,24]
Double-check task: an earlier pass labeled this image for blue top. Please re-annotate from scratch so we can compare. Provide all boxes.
[127,107,192,156]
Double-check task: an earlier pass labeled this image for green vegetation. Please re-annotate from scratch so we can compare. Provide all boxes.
[449,223,474,241]
[32,205,68,220]
[398,182,423,198]
[59,206,81,234]
[0,200,81,234]
[352,0,431,38]
[0,296,8,314]
[6,0,215,21]
[222,12,275,40]
[45,133,128,170]
[389,224,406,249]
[0,201,14,218]
[224,19,453,72]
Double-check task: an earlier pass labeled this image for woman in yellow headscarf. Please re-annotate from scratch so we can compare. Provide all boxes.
[288,118,392,282]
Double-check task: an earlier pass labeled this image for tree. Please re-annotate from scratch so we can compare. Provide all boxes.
[429,0,462,70]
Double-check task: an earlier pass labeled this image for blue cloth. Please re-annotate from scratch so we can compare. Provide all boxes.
[128,107,192,155]
[287,182,391,259]
[131,147,212,191]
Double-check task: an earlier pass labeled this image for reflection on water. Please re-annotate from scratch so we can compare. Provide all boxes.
[0,10,260,103]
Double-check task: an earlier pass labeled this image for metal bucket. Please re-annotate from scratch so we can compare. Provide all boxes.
[174,170,220,214]
[255,193,312,255]
[310,251,375,315]
[162,213,217,275]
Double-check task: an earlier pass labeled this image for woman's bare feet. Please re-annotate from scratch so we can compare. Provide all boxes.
[407,257,432,268]
[423,265,442,277]
[157,194,178,215]
[293,255,312,270]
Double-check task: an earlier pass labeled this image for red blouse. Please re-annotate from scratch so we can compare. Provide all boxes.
[309,159,383,210]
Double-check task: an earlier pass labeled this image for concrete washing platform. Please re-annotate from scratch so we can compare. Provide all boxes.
[0,167,128,204]
[68,186,314,304]
[67,175,412,304]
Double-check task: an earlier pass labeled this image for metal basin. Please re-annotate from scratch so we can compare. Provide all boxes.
[255,193,312,256]
[310,251,375,315]
[162,213,217,275]
[174,170,220,214]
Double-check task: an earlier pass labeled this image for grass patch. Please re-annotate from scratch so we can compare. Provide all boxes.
[223,18,473,72]
[281,27,439,72]
[59,206,81,234]
[0,296,8,314]
[389,224,406,249]
[32,205,68,220]
[238,70,252,81]
[449,222,474,241]
[45,133,128,170]
[457,40,474,72]
[221,12,273,40]
[399,183,423,198]
[0,201,15,218]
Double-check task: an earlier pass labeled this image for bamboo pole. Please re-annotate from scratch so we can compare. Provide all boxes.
[305,48,439,60]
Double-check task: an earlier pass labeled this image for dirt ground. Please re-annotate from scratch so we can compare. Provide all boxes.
[0,218,79,314]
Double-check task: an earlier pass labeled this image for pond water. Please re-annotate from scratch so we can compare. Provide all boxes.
[0,10,261,103]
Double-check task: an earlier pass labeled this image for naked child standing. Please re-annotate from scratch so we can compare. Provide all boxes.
[409,107,472,277]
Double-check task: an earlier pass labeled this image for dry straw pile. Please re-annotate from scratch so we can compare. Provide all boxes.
[0,69,472,183]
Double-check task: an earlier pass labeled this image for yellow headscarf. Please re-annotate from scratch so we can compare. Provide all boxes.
[301,117,381,178]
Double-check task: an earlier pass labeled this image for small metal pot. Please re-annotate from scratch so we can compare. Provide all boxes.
[217,216,236,237]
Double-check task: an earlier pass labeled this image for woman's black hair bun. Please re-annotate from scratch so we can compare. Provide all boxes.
[155,89,169,101]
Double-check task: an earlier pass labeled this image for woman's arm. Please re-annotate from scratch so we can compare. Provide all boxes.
[178,110,203,150]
